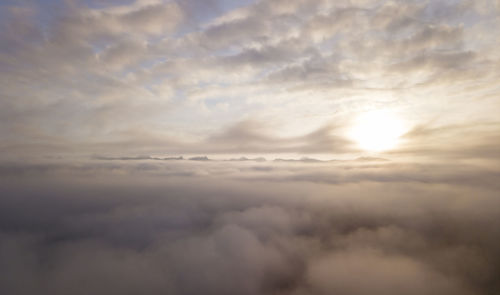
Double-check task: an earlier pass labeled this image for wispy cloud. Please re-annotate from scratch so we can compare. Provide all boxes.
[0,0,498,158]
[1,2,500,293]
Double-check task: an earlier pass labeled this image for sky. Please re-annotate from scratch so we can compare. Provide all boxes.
[1,0,500,294]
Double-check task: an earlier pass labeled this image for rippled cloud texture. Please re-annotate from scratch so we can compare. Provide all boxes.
[1,0,500,158]
[1,0,500,294]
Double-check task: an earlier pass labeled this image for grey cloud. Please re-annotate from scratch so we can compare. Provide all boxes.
[208,120,275,147]
[1,159,500,294]
[394,122,500,160]
[303,7,368,41]
[227,157,267,162]
[205,120,353,154]
[297,123,352,153]
[371,1,424,32]
[274,157,324,163]
[287,164,500,190]
[188,156,211,161]
[401,25,464,51]
[121,2,183,35]
[92,155,184,161]
[98,39,147,70]
[1,0,498,157]
[0,117,351,161]
[266,53,352,89]
[223,39,312,67]
[307,249,474,295]
[272,157,388,163]
[391,51,475,73]
[201,16,268,49]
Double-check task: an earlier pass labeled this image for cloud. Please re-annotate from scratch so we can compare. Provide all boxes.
[1,159,500,294]
[1,0,499,158]
[227,156,267,162]
[394,122,500,161]
[92,155,184,161]
[307,249,473,295]
[1,1,499,294]
[205,120,353,154]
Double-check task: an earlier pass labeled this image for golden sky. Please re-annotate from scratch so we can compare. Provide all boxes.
[1,0,499,162]
[1,2,500,294]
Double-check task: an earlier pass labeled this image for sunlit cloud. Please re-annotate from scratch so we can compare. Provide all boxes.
[0,0,499,160]
[1,0,500,294]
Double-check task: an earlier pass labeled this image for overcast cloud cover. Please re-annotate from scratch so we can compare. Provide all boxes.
[1,160,500,295]
[1,0,500,294]
[1,0,500,158]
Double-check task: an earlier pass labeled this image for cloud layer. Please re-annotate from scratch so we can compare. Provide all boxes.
[1,0,499,159]
[1,159,500,294]
[1,1,500,294]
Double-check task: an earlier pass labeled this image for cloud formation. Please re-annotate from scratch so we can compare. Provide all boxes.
[0,0,499,158]
[1,1,500,294]
[1,159,499,294]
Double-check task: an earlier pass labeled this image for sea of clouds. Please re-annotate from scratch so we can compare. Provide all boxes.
[1,159,499,295]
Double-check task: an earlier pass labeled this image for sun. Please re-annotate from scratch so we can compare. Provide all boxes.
[349,110,405,152]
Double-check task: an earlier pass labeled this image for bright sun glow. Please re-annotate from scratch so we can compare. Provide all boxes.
[349,110,406,152]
